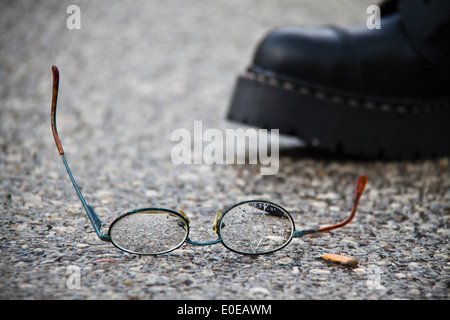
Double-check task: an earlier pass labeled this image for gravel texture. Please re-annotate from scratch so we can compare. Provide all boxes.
[1,0,449,300]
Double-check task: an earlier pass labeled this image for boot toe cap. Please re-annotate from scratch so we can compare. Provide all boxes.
[252,26,355,90]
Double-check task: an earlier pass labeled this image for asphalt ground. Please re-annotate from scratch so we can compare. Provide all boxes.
[0,0,448,303]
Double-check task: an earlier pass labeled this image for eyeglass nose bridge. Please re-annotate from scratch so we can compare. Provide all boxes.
[212,209,223,234]
[182,209,224,247]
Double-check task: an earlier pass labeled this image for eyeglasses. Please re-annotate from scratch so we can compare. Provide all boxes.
[50,65,368,255]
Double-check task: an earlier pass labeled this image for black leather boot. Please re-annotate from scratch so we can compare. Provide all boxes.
[227,0,450,159]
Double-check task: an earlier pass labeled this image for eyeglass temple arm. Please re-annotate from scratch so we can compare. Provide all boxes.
[51,65,110,242]
[295,175,368,237]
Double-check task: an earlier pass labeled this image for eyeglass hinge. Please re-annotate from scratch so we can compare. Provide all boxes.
[293,229,318,238]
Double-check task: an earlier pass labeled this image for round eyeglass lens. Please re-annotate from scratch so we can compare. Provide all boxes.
[109,209,188,255]
[218,201,294,254]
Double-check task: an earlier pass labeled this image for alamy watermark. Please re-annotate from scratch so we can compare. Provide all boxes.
[366,265,385,290]
[171,121,279,175]
[366,5,381,29]
[66,265,81,290]
[66,5,81,30]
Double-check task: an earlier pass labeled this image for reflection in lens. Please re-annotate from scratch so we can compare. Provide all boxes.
[109,209,188,255]
[219,201,294,254]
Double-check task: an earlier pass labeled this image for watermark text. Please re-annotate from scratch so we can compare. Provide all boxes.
[171,121,279,175]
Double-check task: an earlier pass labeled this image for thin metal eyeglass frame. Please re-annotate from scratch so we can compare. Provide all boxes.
[50,65,368,255]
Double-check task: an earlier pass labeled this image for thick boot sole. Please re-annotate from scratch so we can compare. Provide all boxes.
[227,72,450,160]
